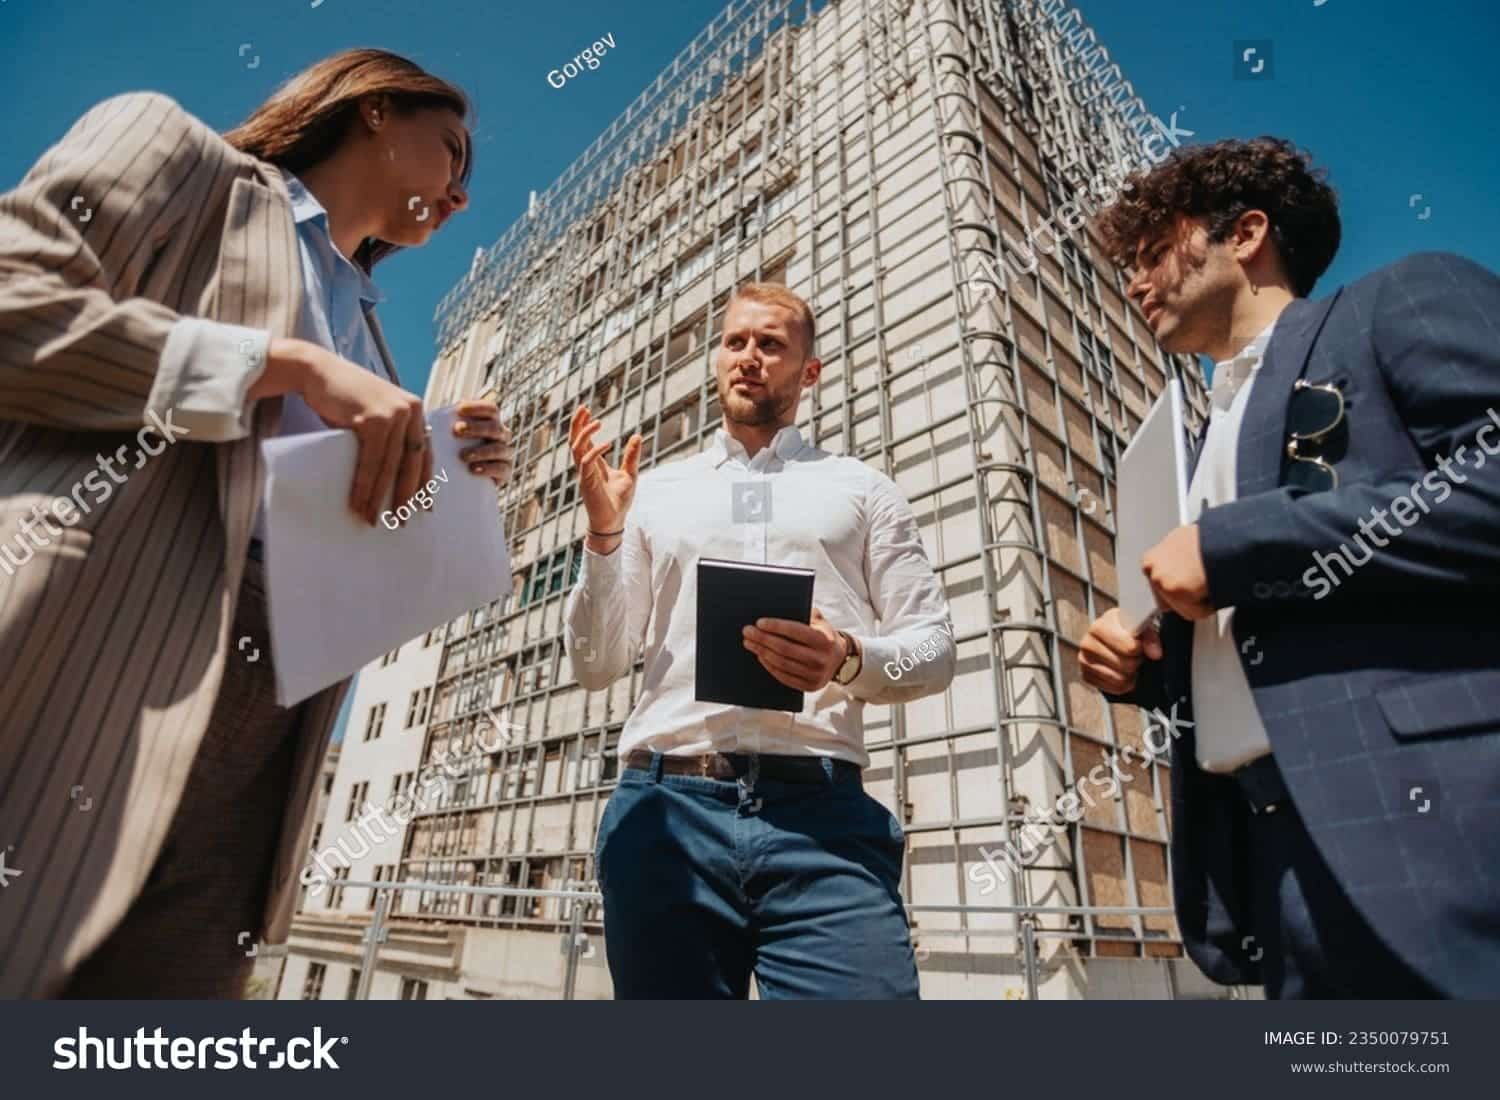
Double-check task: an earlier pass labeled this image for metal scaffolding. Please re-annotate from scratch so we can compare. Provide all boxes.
[310,0,1212,998]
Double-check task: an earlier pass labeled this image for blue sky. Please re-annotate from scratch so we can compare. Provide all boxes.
[3,0,1496,738]
[4,0,1496,389]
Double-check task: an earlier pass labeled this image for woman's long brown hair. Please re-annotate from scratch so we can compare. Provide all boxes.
[223,48,474,273]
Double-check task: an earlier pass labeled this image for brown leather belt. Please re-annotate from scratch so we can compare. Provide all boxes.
[623,749,859,784]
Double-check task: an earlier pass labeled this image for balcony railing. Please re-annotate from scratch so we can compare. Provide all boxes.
[304,879,1177,1000]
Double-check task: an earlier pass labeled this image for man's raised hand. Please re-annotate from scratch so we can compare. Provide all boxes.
[569,406,643,539]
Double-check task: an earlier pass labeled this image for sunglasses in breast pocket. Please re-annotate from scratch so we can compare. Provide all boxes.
[1284,378,1346,491]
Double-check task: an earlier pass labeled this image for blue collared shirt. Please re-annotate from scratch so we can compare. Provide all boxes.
[251,173,396,539]
[274,171,393,429]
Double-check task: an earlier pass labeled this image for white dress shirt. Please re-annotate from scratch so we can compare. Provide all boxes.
[154,172,395,540]
[1187,318,1280,773]
[563,423,956,767]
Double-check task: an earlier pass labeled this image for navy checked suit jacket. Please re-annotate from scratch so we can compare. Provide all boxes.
[1112,251,1500,997]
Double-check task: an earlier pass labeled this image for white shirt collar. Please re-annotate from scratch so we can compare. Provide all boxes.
[1209,318,1278,411]
[709,424,806,466]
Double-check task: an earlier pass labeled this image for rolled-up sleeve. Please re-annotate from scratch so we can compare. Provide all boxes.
[151,318,271,440]
[845,472,956,703]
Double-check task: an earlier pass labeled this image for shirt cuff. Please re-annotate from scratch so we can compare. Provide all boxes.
[150,319,271,442]
[844,632,900,696]
[578,541,624,582]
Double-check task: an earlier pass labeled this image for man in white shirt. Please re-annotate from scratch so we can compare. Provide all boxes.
[565,282,955,998]
[1079,137,1500,998]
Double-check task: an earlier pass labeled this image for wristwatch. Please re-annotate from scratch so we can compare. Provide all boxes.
[833,630,862,686]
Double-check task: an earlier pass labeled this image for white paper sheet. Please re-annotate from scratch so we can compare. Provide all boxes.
[1115,378,1192,635]
[261,405,512,706]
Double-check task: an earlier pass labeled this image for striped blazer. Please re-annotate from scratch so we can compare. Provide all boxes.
[0,92,404,997]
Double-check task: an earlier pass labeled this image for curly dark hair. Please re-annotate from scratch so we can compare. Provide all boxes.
[1095,137,1340,297]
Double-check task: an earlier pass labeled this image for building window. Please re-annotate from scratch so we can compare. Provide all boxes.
[345,781,369,822]
[580,735,604,789]
[302,962,326,1000]
[500,862,522,917]
[388,771,416,808]
[379,648,400,667]
[547,470,578,519]
[345,968,362,1000]
[363,702,386,741]
[405,686,433,729]
[519,746,540,799]
[525,862,550,919]
[603,730,620,783]
[368,864,388,910]
[515,643,555,696]
[400,978,429,1000]
[459,668,501,715]
[674,243,713,291]
[328,867,351,907]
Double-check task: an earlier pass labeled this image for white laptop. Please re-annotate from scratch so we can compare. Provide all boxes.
[1115,378,1192,635]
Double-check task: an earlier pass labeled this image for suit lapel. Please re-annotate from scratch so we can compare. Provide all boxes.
[1233,290,1343,497]
[206,167,302,587]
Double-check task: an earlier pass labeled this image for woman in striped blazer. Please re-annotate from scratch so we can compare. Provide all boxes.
[0,49,513,997]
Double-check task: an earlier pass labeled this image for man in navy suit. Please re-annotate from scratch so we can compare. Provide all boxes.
[1079,136,1500,998]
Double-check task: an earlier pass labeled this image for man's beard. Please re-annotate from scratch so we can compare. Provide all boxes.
[721,379,789,425]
